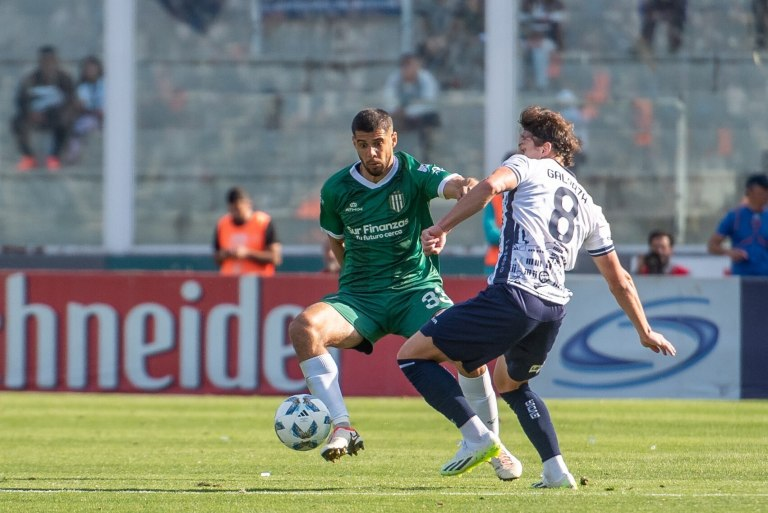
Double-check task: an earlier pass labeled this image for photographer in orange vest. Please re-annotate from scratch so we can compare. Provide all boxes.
[214,186,282,276]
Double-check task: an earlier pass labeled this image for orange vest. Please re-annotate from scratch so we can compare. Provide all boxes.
[484,194,504,267]
[216,211,275,276]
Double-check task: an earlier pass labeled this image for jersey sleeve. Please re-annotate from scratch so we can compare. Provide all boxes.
[716,210,736,237]
[502,154,530,185]
[404,152,457,200]
[583,206,615,257]
[319,183,344,239]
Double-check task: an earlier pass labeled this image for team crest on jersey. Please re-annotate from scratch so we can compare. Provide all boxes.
[388,191,405,212]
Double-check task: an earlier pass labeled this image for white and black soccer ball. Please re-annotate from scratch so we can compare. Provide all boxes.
[274,394,331,451]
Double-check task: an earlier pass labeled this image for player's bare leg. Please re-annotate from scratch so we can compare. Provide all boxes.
[290,302,365,462]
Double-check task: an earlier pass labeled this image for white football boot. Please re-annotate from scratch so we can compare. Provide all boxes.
[531,472,578,489]
[321,426,365,462]
[489,444,523,480]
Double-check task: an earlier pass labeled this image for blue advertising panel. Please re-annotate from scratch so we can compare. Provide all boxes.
[534,277,741,398]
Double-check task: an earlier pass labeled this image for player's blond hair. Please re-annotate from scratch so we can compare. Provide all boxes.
[519,105,581,168]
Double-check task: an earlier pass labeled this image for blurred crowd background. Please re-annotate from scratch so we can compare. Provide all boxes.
[0,0,765,262]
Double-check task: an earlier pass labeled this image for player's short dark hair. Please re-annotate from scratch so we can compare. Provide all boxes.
[745,173,768,190]
[648,229,674,247]
[351,108,393,134]
[38,45,56,57]
[226,186,250,204]
[519,105,582,168]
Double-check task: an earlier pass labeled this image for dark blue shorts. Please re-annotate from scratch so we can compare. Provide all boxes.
[421,284,566,381]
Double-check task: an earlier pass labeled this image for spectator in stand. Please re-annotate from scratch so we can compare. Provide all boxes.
[382,53,441,162]
[455,0,484,37]
[414,0,456,88]
[636,229,690,275]
[636,0,687,55]
[65,55,104,164]
[10,45,77,172]
[444,0,486,90]
[754,0,768,50]
[519,0,565,92]
[213,187,282,276]
[707,174,768,276]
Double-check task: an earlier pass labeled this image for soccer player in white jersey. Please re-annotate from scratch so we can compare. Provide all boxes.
[397,105,676,487]
[289,108,522,480]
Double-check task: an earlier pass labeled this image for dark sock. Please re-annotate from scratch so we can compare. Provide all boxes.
[501,383,561,461]
[398,358,474,428]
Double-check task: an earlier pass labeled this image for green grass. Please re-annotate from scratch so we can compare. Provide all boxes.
[0,393,766,513]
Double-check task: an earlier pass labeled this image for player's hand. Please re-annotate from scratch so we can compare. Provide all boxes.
[729,248,749,262]
[421,225,447,255]
[456,177,478,200]
[233,246,249,259]
[640,331,676,356]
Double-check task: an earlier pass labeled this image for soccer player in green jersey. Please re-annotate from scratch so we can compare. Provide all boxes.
[289,108,522,480]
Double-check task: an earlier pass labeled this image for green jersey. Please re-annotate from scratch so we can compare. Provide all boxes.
[320,151,458,293]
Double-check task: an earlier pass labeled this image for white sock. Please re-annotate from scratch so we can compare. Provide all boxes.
[459,370,500,436]
[542,454,570,481]
[458,415,490,445]
[299,353,350,426]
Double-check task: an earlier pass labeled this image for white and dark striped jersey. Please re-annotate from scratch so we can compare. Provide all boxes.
[490,154,614,304]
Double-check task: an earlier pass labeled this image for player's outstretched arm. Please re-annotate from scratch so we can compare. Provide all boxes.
[592,251,677,356]
[433,167,518,233]
[442,175,479,201]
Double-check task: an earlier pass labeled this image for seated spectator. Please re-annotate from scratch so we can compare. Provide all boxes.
[519,0,565,92]
[636,0,687,55]
[636,229,690,275]
[382,53,441,162]
[65,55,104,164]
[10,45,76,172]
[213,187,282,276]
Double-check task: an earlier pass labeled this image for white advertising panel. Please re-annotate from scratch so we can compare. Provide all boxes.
[534,277,741,398]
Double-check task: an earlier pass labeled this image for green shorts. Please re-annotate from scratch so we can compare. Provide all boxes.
[321,283,453,354]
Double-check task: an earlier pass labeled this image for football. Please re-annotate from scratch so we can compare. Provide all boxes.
[274,394,332,451]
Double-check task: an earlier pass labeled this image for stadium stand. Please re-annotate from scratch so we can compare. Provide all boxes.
[0,0,764,255]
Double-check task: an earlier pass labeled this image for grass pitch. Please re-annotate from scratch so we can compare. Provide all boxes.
[0,393,766,513]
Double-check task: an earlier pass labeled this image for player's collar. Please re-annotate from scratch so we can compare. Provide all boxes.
[349,156,400,189]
